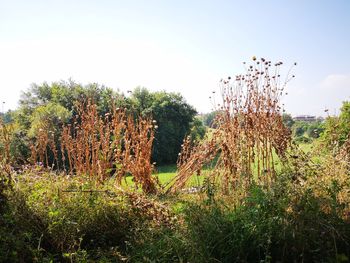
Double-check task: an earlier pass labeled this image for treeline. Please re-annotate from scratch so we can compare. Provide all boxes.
[281,102,350,146]
[200,102,350,148]
[0,80,205,167]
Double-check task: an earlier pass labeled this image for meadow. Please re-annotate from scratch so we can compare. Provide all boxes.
[1,58,350,262]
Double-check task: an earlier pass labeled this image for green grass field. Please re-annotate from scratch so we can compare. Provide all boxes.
[122,142,314,191]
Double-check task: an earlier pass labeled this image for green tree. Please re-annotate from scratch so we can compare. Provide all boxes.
[131,87,197,164]
[12,80,126,164]
[202,111,219,127]
[306,121,324,139]
[28,102,71,138]
[12,83,198,165]
[322,101,350,147]
[190,117,207,141]
[0,111,14,124]
[338,101,350,143]
[282,113,295,129]
[292,122,307,137]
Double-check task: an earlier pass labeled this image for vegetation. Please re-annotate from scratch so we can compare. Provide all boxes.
[8,81,200,166]
[1,58,350,262]
[130,87,198,164]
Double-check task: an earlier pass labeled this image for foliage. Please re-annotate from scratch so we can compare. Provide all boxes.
[2,58,350,262]
[10,82,197,166]
[339,101,350,142]
[2,158,350,262]
[131,87,197,164]
[322,101,350,148]
[291,120,324,143]
[9,81,126,167]
[189,117,207,141]
[28,102,71,138]
[293,135,312,143]
[0,170,175,262]
[292,121,308,137]
[202,111,219,127]
[282,113,295,129]
[0,110,14,124]
[0,119,13,165]
[18,80,121,119]
[183,179,350,262]
[306,121,325,138]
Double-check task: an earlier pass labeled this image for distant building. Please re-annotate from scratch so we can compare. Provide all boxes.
[293,115,316,122]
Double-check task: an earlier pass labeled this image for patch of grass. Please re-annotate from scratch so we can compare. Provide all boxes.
[298,142,313,153]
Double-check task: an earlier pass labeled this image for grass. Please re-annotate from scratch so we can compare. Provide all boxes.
[1,138,350,262]
[2,164,350,262]
[156,164,177,185]
[121,165,177,189]
[1,58,350,262]
[298,142,314,153]
[138,141,315,192]
[122,164,207,191]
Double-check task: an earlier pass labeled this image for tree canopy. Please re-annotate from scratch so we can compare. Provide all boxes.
[322,101,350,148]
[6,81,199,165]
[130,87,197,164]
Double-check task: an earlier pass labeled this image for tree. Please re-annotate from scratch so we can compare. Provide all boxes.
[0,111,14,124]
[292,121,307,137]
[282,113,294,129]
[322,101,350,148]
[131,87,197,164]
[339,101,350,143]
[306,121,324,139]
[28,102,71,138]
[12,83,198,165]
[12,81,126,165]
[189,117,206,142]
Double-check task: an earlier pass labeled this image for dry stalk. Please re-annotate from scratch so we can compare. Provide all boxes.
[60,99,158,194]
[61,100,125,181]
[30,126,58,168]
[0,118,12,166]
[122,115,158,194]
[169,58,294,193]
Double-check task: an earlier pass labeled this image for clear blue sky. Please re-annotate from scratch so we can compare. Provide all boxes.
[1,0,349,116]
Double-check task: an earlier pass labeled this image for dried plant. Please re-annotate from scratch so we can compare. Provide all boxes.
[124,190,174,227]
[122,116,158,194]
[338,132,350,171]
[60,99,158,193]
[30,126,58,169]
[169,57,295,193]
[0,118,12,166]
[61,100,124,181]
[0,118,13,197]
[167,135,218,192]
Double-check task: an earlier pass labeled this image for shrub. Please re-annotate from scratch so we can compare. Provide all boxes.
[183,179,350,262]
[0,171,177,262]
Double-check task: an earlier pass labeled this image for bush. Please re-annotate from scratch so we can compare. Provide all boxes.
[0,170,176,262]
[183,179,350,262]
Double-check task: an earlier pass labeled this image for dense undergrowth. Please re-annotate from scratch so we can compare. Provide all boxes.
[1,58,350,262]
[1,161,350,262]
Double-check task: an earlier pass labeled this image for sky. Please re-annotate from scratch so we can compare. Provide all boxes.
[0,0,349,116]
